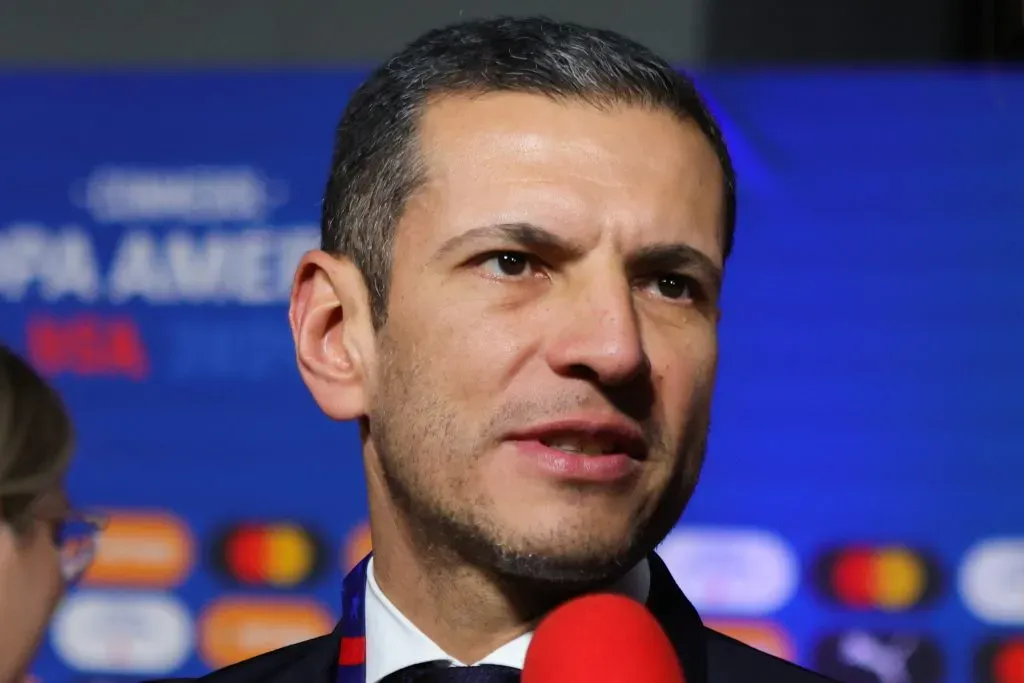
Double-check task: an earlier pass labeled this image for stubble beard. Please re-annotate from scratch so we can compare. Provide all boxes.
[369,328,711,597]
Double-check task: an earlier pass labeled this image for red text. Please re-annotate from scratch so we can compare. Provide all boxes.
[26,314,150,380]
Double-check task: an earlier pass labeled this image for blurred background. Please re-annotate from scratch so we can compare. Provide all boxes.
[1,1,1022,681]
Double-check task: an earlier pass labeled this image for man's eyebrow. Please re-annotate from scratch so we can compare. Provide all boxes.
[432,222,585,262]
[631,243,723,290]
[433,222,723,287]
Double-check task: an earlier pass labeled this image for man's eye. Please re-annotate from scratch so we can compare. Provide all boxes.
[480,252,534,278]
[651,275,700,301]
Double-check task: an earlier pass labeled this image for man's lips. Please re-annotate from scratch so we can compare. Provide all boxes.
[504,417,648,461]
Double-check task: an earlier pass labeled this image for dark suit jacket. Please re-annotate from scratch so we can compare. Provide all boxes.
[158,553,834,682]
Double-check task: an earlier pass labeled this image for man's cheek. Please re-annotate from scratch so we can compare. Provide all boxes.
[450,313,522,355]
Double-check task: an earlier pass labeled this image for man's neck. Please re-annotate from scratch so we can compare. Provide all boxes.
[370,541,538,663]
[363,455,552,662]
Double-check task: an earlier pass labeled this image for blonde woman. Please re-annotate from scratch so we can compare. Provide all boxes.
[0,345,103,683]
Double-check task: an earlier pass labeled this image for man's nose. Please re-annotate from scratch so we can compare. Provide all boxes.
[544,275,649,387]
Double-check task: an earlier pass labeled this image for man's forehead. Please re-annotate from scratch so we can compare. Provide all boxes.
[416,90,707,162]
[405,92,725,264]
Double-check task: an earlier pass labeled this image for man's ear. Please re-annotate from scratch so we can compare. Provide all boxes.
[289,250,376,421]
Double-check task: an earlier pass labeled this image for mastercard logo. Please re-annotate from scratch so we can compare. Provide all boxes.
[210,522,327,589]
[705,620,793,661]
[198,597,334,669]
[81,510,194,588]
[342,521,372,572]
[975,637,1024,683]
[812,545,942,611]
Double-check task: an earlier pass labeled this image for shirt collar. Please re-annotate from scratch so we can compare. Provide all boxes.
[364,557,651,683]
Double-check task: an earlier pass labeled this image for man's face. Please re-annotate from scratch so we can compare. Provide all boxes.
[368,92,724,585]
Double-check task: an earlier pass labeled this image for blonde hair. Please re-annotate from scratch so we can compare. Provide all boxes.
[0,345,74,532]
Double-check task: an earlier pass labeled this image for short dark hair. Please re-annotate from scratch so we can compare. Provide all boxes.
[322,16,736,328]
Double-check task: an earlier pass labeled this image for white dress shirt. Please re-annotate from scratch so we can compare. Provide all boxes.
[364,557,652,682]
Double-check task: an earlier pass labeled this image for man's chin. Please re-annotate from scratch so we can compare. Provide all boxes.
[393,490,650,588]
[480,540,644,588]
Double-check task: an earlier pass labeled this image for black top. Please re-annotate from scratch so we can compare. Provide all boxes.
[155,553,835,683]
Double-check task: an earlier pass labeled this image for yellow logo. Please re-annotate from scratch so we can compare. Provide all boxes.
[198,597,334,668]
[81,510,194,588]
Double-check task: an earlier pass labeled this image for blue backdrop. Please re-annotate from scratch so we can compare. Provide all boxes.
[1,70,1022,683]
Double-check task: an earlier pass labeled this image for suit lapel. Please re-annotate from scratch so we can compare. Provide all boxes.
[272,628,341,683]
[205,626,342,683]
[646,552,708,683]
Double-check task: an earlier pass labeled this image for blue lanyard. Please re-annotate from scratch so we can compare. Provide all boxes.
[335,554,371,683]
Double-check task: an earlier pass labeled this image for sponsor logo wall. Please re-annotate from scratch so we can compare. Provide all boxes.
[1,71,1021,682]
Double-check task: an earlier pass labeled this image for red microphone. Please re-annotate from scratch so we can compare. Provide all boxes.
[522,593,685,682]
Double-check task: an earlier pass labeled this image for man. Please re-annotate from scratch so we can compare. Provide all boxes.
[182,16,834,683]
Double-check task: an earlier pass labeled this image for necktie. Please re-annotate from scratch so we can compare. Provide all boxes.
[378,660,521,682]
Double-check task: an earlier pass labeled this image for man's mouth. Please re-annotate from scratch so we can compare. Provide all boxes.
[509,419,648,461]
[539,434,628,457]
